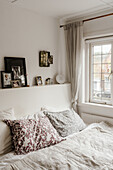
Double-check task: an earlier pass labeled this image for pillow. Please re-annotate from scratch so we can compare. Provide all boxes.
[41,106,70,112]
[4,117,64,155]
[20,111,45,119]
[0,108,15,120]
[0,108,16,155]
[43,109,86,137]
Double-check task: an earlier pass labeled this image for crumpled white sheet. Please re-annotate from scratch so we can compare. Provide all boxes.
[0,122,113,170]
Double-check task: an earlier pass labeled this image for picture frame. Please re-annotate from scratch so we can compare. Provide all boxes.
[35,76,43,86]
[45,78,53,85]
[4,57,27,87]
[11,80,21,88]
[1,71,12,88]
[39,51,50,67]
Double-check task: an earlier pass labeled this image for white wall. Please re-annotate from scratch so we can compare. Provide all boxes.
[0,1,60,87]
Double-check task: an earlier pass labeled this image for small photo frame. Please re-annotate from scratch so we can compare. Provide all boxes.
[1,71,12,88]
[45,78,53,85]
[11,80,21,88]
[35,76,43,86]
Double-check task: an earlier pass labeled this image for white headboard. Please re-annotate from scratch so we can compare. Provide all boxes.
[0,83,71,118]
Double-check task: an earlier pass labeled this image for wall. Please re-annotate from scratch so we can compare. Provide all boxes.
[0,1,60,87]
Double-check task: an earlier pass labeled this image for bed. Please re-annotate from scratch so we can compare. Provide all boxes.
[0,121,113,169]
[0,85,113,169]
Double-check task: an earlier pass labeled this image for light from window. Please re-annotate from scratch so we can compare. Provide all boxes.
[90,42,112,104]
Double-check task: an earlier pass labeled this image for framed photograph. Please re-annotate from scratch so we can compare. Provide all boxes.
[4,57,27,87]
[39,51,50,67]
[35,76,43,86]
[1,71,12,88]
[45,78,53,85]
[11,80,21,88]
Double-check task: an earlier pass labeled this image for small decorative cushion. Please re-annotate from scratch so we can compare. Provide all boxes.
[4,117,64,155]
[0,108,16,155]
[43,109,86,137]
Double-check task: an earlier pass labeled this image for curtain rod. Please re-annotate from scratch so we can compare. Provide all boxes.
[60,12,113,28]
[85,34,113,42]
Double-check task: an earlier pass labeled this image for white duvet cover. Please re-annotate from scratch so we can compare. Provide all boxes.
[0,122,113,170]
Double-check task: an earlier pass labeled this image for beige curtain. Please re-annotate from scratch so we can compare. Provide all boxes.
[64,22,83,112]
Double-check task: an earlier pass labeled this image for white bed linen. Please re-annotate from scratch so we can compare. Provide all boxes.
[0,127,87,168]
[0,122,113,170]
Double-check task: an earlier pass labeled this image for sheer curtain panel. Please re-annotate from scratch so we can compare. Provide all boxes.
[64,22,83,112]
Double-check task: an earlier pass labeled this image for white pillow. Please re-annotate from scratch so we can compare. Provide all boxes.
[0,108,16,120]
[41,106,70,112]
[20,111,45,119]
[0,108,16,155]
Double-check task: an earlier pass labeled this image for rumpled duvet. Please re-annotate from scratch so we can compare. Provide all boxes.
[0,122,113,170]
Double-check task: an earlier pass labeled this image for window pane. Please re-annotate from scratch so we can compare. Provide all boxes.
[90,42,112,104]
[93,74,101,82]
[93,64,101,73]
[93,82,101,91]
[94,46,101,55]
[102,74,111,83]
[102,64,111,73]
[92,90,101,100]
[102,82,111,101]
[102,82,111,91]
[93,55,101,63]
[102,54,111,63]
[102,44,111,54]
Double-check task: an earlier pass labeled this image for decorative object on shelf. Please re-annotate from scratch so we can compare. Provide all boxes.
[48,55,53,64]
[45,78,53,85]
[4,57,27,87]
[11,80,21,88]
[26,74,30,87]
[56,74,65,84]
[35,76,43,86]
[39,51,50,67]
[1,71,12,88]
[39,51,53,67]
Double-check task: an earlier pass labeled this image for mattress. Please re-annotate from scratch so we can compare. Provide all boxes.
[0,122,113,170]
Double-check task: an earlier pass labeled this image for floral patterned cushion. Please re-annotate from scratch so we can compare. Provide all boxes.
[4,117,64,155]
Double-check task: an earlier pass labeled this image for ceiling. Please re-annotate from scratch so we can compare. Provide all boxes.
[2,0,113,19]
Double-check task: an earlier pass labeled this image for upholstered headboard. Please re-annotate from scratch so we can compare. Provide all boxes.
[0,83,71,118]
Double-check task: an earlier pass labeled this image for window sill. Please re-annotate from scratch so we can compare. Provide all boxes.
[78,102,113,118]
[78,102,113,109]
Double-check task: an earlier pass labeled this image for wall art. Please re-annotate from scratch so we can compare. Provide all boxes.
[4,57,27,87]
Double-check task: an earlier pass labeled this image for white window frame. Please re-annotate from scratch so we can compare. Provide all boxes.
[85,37,113,106]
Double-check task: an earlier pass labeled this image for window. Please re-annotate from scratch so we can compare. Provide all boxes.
[86,38,113,105]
